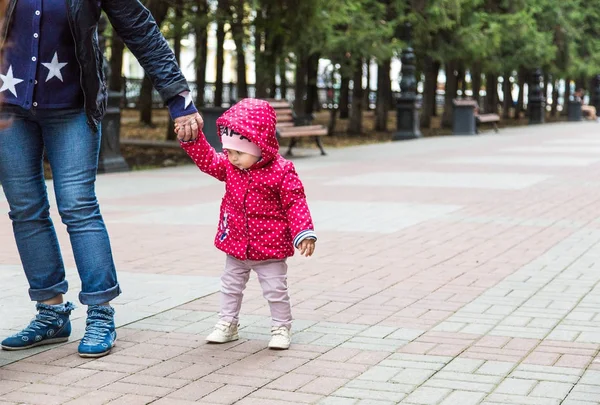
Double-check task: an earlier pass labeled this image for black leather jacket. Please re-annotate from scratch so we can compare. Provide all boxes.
[1,0,190,131]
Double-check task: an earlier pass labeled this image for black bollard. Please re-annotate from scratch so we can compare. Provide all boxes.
[97,15,130,174]
[592,74,600,116]
[528,68,545,125]
[393,23,421,141]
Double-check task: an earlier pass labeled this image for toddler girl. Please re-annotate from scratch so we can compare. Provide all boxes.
[179,98,316,349]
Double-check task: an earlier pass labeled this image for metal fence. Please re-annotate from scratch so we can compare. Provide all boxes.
[121,77,567,114]
[121,77,403,110]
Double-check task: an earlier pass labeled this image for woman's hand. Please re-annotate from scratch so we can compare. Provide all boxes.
[174,112,204,142]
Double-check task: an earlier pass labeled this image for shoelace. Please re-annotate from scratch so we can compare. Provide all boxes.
[80,319,111,346]
[14,313,56,337]
[215,321,232,332]
[271,327,289,337]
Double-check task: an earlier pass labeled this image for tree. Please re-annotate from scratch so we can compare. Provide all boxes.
[194,0,210,107]
[165,0,185,141]
[320,0,395,134]
[139,0,170,126]
[226,0,248,100]
[214,0,227,106]
[376,59,392,131]
[108,33,125,92]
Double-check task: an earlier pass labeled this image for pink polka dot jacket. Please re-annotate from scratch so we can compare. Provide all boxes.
[181,98,317,261]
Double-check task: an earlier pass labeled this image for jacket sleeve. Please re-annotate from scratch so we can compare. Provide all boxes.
[180,133,228,182]
[280,165,317,247]
[102,0,190,103]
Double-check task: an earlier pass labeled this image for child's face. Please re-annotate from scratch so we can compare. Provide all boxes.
[226,149,260,170]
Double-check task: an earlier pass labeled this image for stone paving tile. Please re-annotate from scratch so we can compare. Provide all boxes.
[4,123,600,404]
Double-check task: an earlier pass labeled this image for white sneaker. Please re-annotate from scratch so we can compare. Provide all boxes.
[268,326,291,350]
[206,320,239,343]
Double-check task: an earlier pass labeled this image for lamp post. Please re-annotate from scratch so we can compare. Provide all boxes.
[97,15,130,173]
[592,74,600,116]
[393,23,421,141]
[528,68,545,125]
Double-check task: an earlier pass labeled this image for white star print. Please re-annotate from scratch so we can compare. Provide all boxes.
[0,65,24,97]
[180,91,193,109]
[42,52,68,82]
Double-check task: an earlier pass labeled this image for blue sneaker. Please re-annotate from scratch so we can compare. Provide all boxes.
[1,302,75,351]
[78,305,116,358]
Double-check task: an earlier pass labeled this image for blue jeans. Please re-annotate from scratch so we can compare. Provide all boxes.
[0,106,121,305]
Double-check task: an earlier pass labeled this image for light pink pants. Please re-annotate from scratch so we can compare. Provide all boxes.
[220,255,292,328]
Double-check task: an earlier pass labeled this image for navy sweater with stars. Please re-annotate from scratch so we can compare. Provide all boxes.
[1,0,196,118]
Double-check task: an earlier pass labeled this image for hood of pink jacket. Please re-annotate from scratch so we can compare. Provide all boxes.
[216,98,279,168]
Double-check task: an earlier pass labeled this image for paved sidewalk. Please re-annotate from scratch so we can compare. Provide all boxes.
[2,122,600,404]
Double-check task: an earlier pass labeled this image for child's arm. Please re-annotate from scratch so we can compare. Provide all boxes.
[280,165,317,252]
[180,131,227,182]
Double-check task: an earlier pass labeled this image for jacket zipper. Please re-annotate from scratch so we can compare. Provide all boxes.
[244,171,251,259]
[64,0,87,114]
[0,0,18,52]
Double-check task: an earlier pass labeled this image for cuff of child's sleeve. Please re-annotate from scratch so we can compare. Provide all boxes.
[294,230,317,248]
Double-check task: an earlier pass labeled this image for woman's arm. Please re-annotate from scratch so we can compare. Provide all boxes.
[102,0,189,103]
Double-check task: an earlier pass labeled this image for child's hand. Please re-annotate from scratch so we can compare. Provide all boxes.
[298,239,316,257]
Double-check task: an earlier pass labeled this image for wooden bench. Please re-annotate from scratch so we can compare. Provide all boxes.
[475,113,500,133]
[265,99,328,156]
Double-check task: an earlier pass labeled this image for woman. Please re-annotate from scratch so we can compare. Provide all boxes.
[0,0,202,358]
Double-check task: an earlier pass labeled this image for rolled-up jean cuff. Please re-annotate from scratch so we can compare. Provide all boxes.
[28,279,69,302]
[79,283,121,305]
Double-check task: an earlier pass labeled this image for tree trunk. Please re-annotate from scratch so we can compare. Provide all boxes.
[228,0,247,101]
[563,78,571,115]
[194,0,209,106]
[471,64,482,106]
[420,56,438,128]
[166,0,184,141]
[108,34,124,92]
[485,73,498,114]
[305,53,320,115]
[254,28,267,98]
[551,79,559,117]
[363,60,371,110]
[235,38,247,100]
[502,73,512,119]
[173,0,183,64]
[278,57,288,100]
[294,53,308,115]
[328,106,338,136]
[266,35,280,98]
[215,9,226,107]
[460,68,467,96]
[339,74,350,119]
[456,65,465,98]
[139,0,170,125]
[430,60,440,116]
[139,75,154,126]
[348,59,364,135]
[375,59,391,131]
[441,61,458,128]
[516,67,526,119]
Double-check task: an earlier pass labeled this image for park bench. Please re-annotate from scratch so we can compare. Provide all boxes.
[475,112,500,133]
[264,99,328,156]
[453,98,500,135]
